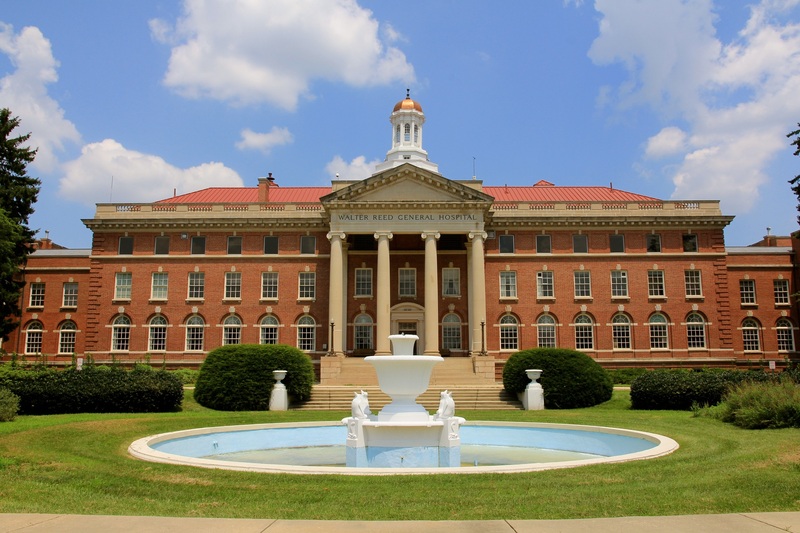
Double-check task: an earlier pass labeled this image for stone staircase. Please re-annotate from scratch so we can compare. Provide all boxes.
[322,356,495,386]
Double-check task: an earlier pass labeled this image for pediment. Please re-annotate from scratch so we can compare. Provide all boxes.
[321,164,494,207]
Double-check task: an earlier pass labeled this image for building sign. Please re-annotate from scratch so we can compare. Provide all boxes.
[332,211,483,232]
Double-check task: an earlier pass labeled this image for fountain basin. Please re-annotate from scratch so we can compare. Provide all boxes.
[364,355,442,422]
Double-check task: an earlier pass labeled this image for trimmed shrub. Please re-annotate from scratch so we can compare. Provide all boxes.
[607,368,649,385]
[630,369,773,410]
[502,348,613,409]
[169,369,200,385]
[194,344,315,411]
[0,367,183,415]
[0,388,19,421]
[709,381,800,429]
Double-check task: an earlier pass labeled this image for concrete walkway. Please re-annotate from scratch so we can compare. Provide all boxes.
[1,513,799,532]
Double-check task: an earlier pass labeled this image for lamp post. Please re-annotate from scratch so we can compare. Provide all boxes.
[480,320,487,356]
[328,321,335,356]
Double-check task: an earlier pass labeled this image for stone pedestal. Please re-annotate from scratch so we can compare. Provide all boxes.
[519,369,544,410]
[268,370,288,411]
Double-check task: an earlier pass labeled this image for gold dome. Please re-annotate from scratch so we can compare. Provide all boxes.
[393,90,423,113]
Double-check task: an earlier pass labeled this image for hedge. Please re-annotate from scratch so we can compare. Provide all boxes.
[0,367,184,415]
[194,344,315,411]
[502,348,613,409]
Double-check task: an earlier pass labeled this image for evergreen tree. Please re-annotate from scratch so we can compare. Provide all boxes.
[789,124,800,226]
[0,109,41,340]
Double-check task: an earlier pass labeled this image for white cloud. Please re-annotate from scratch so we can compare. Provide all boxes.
[151,0,415,110]
[0,23,80,173]
[588,0,800,213]
[236,127,293,154]
[60,139,243,205]
[325,155,381,180]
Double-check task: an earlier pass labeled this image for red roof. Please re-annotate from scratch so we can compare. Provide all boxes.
[157,183,660,204]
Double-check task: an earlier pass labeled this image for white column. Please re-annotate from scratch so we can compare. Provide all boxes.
[469,232,487,355]
[374,231,393,355]
[422,232,440,355]
[327,231,346,355]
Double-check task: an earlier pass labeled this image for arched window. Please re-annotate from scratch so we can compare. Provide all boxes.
[297,315,316,351]
[742,318,761,352]
[354,314,374,350]
[404,123,411,142]
[776,318,795,352]
[223,315,242,345]
[112,315,131,351]
[686,313,706,349]
[441,313,462,351]
[395,124,400,145]
[59,321,77,354]
[25,321,43,354]
[574,314,594,351]
[413,124,419,144]
[499,315,519,351]
[260,315,279,345]
[185,315,205,352]
[611,314,631,350]
[537,315,556,348]
[649,313,668,349]
[148,315,167,352]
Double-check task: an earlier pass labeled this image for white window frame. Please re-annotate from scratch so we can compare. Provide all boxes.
[776,318,795,352]
[649,313,668,349]
[151,272,168,300]
[685,270,702,297]
[148,315,167,352]
[298,272,316,300]
[537,315,556,348]
[536,271,554,299]
[686,313,707,349]
[611,270,628,298]
[574,271,591,298]
[574,314,594,351]
[441,313,462,350]
[222,315,242,345]
[25,321,43,354]
[774,279,790,306]
[224,272,242,300]
[740,279,756,305]
[29,282,45,308]
[62,282,78,308]
[499,315,519,351]
[355,268,373,297]
[114,272,132,300]
[261,272,278,300]
[297,315,316,351]
[188,271,205,300]
[500,271,517,299]
[398,268,416,298]
[112,315,131,352]
[185,316,205,351]
[58,321,77,354]
[612,314,631,350]
[354,314,374,350]
[260,315,279,344]
[741,318,761,351]
[442,268,460,297]
[647,270,665,298]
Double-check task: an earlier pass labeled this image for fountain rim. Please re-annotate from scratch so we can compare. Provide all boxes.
[128,420,679,476]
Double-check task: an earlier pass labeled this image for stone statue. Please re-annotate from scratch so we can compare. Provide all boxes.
[351,390,371,419]
[434,390,455,420]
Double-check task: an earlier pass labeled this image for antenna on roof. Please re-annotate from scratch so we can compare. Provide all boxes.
[472,156,477,180]
[610,181,613,190]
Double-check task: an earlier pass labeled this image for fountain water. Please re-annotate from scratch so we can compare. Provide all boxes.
[342,333,466,467]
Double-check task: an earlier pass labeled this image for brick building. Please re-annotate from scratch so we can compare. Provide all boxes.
[4,95,798,379]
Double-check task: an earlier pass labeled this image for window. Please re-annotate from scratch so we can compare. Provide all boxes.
[227,236,242,255]
[776,318,795,352]
[299,272,316,299]
[264,236,279,254]
[404,123,411,141]
[537,315,556,348]
[647,270,665,298]
[499,315,519,351]
[354,314,374,350]
[188,272,205,299]
[574,314,594,350]
[649,313,668,349]
[29,282,45,307]
[686,313,707,349]
[148,316,167,352]
[398,268,416,297]
[536,235,551,254]
[499,235,515,254]
[610,234,625,253]
[441,313,462,350]
[611,270,628,298]
[682,234,698,252]
[500,271,517,299]
[395,124,400,144]
[536,271,554,298]
[25,321,43,354]
[115,272,132,300]
[261,272,278,299]
[224,272,242,299]
[685,270,703,297]
[572,234,588,253]
[185,315,205,351]
[151,272,168,300]
[355,268,373,297]
[119,236,134,255]
[740,279,756,305]
[297,315,316,351]
[59,321,77,354]
[612,314,631,350]
[574,271,591,298]
[300,235,316,254]
[646,234,662,253]
[191,236,206,255]
[154,236,170,255]
[260,315,279,344]
[742,318,761,351]
[112,315,131,351]
[774,279,790,305]
[62,282,78,308]
[222,315,242,345]
[442,268,460,297]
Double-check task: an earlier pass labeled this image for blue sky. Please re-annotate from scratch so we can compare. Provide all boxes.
[1,0,799,248]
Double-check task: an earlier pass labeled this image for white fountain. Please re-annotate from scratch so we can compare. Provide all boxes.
[342,333,466,468]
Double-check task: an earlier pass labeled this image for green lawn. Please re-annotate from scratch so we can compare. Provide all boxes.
[0,390,797,520]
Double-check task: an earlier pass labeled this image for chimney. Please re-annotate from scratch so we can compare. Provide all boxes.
[765,227,777,247]
[258,172,276,203]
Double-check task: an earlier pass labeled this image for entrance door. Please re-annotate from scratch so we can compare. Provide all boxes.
[397,321,418,354]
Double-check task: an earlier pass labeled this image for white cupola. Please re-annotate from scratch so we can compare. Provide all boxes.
[374,90,439,173]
